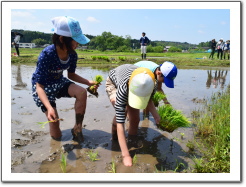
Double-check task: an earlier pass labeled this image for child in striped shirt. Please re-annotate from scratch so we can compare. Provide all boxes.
[106,64,160,166]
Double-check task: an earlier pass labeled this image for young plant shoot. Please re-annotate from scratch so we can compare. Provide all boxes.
[87,75,104,97]
[152,91,166,107]
[36,118,64,128]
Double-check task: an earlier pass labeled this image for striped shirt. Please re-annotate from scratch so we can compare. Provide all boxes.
[108,64,156,124]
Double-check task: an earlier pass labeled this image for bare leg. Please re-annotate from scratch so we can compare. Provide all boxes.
[45,108,61,140]
[127,105,140,136]
[68,84,87,142]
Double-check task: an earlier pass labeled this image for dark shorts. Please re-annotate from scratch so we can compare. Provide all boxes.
[32,77,75,113]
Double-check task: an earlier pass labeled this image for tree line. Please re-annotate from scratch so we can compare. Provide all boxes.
[12,29,211,52]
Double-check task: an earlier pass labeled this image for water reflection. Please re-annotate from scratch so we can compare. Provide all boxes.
[13,65,27,90]
[206,70,228,89]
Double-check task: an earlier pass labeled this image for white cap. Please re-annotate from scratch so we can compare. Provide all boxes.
[128,67,155,109]
[51,16,90,44]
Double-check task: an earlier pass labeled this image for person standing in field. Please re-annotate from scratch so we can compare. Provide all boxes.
[106,64,160,166]
[139,32,150,60]
[223,40,230,60]
[216,38,224,60]
[12,32,21,56]
[31,16,99,142]
[208,39,216,59]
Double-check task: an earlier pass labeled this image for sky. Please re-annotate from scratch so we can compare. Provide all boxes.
[10,2,230,45]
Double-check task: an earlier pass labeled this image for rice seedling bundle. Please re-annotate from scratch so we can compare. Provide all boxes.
[157,105,190,132]
[152,91,166,107]
[87,75,104,97]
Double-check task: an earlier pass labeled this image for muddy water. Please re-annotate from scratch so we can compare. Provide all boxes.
[11,64,230,173]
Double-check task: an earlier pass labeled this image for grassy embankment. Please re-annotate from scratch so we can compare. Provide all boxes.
[191,86,230,173]
[11,48,230,67]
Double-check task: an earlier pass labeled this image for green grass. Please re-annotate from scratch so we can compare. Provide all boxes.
[11,48,230,67]
[157,105,191,132]
[192,86,230,173]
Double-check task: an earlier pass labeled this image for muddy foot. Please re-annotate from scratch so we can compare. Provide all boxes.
[71,129,84,143]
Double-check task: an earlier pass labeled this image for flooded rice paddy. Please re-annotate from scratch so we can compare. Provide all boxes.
[10,64,230,173]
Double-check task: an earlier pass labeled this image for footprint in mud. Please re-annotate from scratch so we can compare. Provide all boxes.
[94,118,100,122]
[12,129,49,147]
[19,112,32,115]
[11,139,32,147]
[11,120,21,125]
[17,129,49,140]
[11,151,33,168]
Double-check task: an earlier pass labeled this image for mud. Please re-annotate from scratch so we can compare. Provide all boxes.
[10,64,230,173]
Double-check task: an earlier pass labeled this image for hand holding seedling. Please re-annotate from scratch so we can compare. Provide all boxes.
[47,107,57,121]
[87,75,104,98]
[36,118,64,128]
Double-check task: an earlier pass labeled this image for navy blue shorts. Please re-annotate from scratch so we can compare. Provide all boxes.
[32,77,74,113]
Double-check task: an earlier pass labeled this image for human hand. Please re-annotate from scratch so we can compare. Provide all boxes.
[154,115,161,125]
[123,155,132,167]
[88,80,100,89]
[47,108,57,122]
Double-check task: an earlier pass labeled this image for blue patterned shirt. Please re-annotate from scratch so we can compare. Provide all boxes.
[32,44,77,86]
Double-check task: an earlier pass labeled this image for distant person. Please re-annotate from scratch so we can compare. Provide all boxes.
[223,40,230,60]
[31,16,99,142]
[12,32,21,56]
[139,32,150,59]
[105,64,160,166]
[216,38,224,60]
[208,39,216,59]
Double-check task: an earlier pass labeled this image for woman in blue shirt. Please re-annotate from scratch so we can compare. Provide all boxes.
[32,16,98,142]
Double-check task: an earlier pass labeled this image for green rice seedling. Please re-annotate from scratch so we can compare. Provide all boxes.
[132,154,137,165]
[186,140,195,152]
[174,159,185,172]
[118,56,126,61]
[152,91,166,107]
[157,105,190,132]
[36,118,63,128]
[87,75,104,97]
[60,152,67,173]
[108,159,116,173]
[154,165,165,173]
[86,150,100,162]
[180,132,185,139]
[91,56,97,60]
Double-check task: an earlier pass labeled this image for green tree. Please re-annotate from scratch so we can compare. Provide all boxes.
[168,46,182,52]
[32,38,47,46]
[153,46,164,53]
